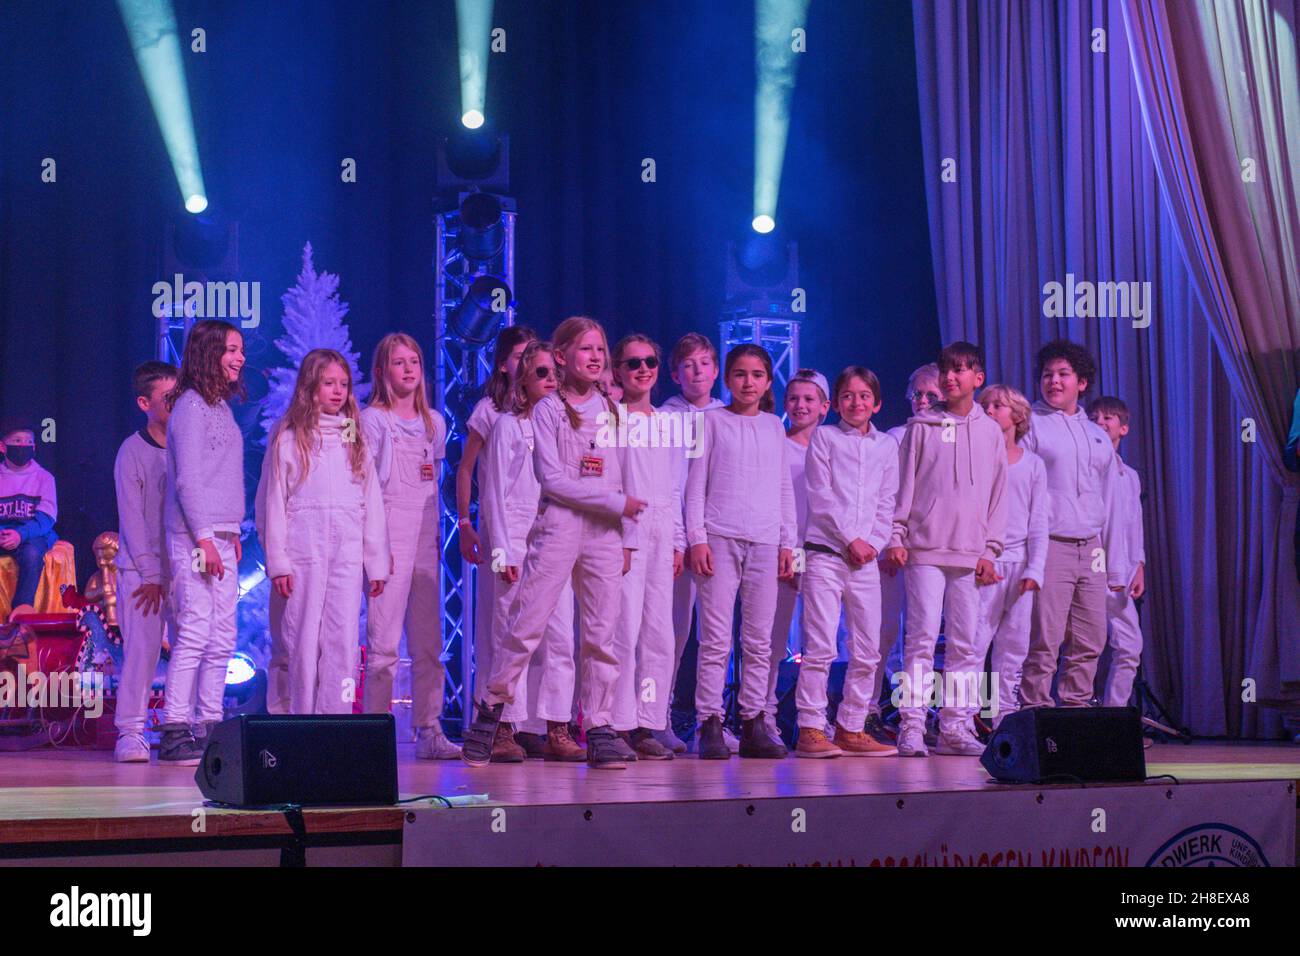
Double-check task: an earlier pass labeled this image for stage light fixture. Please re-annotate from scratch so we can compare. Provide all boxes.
[456,0,494,130]
[117,0,207,212]
[459,192,505,260]
[752,214,775,234]
[226,652,257,688]
[450,275,512,345]
[753,0,810,232]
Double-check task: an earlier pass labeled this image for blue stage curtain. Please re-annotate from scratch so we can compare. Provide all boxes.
[910,0,1299,736]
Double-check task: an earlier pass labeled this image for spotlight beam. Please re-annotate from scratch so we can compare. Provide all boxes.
[456,0,494,127]
[753,0,810,229]
[117,0,206,211]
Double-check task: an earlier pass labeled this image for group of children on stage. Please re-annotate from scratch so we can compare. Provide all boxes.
[96,315,1145,769]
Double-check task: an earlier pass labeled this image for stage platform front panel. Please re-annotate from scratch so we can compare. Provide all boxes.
[0,742,1295,866]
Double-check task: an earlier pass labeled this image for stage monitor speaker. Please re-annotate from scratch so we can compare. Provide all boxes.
[196,714,398,807]
[979,707,1145,783]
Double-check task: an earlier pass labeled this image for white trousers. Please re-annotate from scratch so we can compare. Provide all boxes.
[277,505,365,714]
[796,552,882,731]
[765,578,801,715]
[491,566,575,730]
[163,534,238,726]
[613,502,677,731]
[364,495,446,727]
[694,534,778,721]
[869,562,906,717]
[1101,590,1143,707]
[899,564,980,731]
[487,504,622,729]
[669,563,702,708]
[114,567,174,735]
[975,557,1033,726]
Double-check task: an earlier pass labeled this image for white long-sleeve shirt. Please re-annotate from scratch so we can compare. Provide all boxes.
[804,421,898,555]
[785,437,811,542]
[661,393,724,509]
[255,415,389,582]
[113,430,168,582]
[481,413,541,567]
[620,406,687,553]
[685,408,796,549]
[1108,453,1146,586]
[1000,449,1050,587]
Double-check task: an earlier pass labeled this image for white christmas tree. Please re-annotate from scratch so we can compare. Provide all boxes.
[260,241,370,442]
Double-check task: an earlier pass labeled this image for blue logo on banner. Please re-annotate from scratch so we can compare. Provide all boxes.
[1145,824,1268,867]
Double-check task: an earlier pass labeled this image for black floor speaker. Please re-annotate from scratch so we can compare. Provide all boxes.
[980,707,1146,783]
[195,714,398,807]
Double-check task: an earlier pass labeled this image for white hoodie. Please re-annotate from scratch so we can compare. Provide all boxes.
[1021,401,1123,587]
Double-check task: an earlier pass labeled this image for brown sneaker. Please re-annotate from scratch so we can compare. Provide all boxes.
[795,727,843,759]
[490,722,526,763]
[833,725,898,757]
[543,721,586,761]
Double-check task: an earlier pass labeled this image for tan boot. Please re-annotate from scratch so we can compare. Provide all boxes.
[833,725,898,757]
[795,727,843,759]
[490,722,526,763]
[543,721,586,762]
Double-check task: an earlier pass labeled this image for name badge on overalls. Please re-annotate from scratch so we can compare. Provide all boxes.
[580,440,604,478]
[419,444,434,481]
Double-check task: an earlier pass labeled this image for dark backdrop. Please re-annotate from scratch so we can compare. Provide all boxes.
[0,0,937,578]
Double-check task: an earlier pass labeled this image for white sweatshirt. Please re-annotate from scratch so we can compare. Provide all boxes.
[1108,452,1146,586]
[165,389,244,543]
[661,393,725,508]
[1021,401,1123,587]
[685,408,796,549]
[255,415,390,583]
[1000,449,1050,587]
[481,413,541,567]
[619,406,687,553]
[113,430,168,582]
[804,421,898,555]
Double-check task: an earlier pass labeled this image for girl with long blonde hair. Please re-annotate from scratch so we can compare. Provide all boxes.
[463,316,647,770]
[256,349,389,715]
[358,332,459,758]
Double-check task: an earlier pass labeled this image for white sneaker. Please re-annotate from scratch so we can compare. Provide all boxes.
[897,724,929,757]
[934,726,986,756]
[415,728,462,760]
[114,732,150,763]
[722,727,740,753]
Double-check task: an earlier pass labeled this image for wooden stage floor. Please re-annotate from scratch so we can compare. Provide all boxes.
[1,741,1296,865]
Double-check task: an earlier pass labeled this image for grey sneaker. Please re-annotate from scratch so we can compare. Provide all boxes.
[629,727,673,760]
[415,727,462,760]
[114,732,150,763]
[897,724,930,757]
[612,732,639,762]
[934,726,986,756]
[585,725,627,770]
[157,723,203,766]
[191,720,219,744]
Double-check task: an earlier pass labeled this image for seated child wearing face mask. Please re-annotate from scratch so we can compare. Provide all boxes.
[0,420,58,613]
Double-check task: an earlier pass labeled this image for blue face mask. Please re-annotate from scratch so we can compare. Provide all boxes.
[4,445,34,467]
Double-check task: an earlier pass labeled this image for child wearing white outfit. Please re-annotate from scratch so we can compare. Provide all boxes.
[257,349,389,715]
[794,367,899,758]
[974,385,1048,729]
[871,364,942,741]
[764,369,830,741]
[1088,396,1147,707]
[661,332,727,754]
[158,320,247,766]
[455,326,541,761]
[687,344,796,760]
[112,361,178,763]
[480,341,583,761]
[463,316,646,770]
[610,335,686,760]
[885,342,1007,758]
[356,333,460,758]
